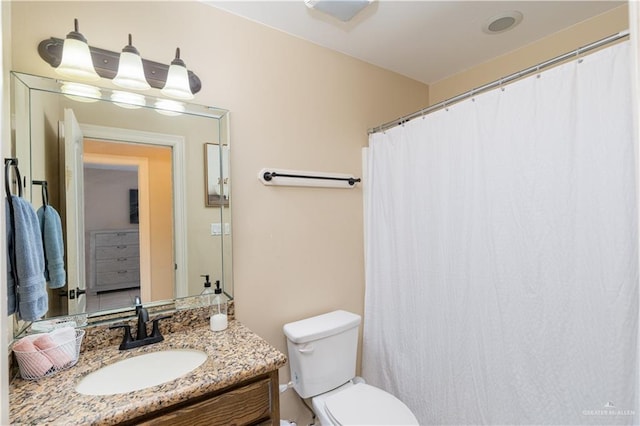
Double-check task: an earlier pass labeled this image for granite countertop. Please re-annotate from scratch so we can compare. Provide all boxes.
[9,320,287,425]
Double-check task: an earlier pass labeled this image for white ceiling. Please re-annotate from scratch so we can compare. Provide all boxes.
[206,0,625,85]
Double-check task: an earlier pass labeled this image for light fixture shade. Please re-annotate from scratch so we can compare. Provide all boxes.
[55,19,100,81]
[161,48,194,100]
[113,34,150,90]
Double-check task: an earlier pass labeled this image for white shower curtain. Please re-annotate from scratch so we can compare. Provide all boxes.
[363,41,638,425]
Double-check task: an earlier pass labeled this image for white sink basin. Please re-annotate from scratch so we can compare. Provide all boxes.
[75,349,207,395]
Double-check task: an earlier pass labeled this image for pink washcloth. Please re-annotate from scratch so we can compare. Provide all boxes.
[12,336,38,353]
[33,334,73,368]
[13,336,54,377]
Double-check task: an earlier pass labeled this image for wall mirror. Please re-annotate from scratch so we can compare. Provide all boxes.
[10,72,232,336]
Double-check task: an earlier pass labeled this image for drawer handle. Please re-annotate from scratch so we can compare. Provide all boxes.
[116,245,127,249]
[118,270,128,274]
[117,258,126,261]
[117,232,126,236]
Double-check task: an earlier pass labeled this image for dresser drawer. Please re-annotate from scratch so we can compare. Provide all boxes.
[96,244,139,260]
[95,231,139,246]
[97,269,140,286]
[96,257,139,273]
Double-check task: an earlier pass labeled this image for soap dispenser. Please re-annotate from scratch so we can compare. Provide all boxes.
[210,280,228,331]
[200,274,215,309]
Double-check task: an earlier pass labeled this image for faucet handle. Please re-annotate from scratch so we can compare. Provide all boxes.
[150,315,172,339]
[109,323,133,350]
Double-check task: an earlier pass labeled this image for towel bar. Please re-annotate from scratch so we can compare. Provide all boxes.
[258,168,361,189]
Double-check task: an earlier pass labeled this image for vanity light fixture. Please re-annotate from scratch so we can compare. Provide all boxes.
[113,34,151,91]
[38,20,202,98]
[55,19,100,81]
[60,82,102,102]
[161,48,194,100]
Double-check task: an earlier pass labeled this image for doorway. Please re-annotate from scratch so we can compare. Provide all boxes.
[82,139,173,312]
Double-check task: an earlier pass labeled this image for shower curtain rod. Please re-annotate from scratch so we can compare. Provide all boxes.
[368,30,630,135]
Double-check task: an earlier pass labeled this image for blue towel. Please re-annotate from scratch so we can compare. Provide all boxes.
[37,205,66,289]
[6,195,48,321]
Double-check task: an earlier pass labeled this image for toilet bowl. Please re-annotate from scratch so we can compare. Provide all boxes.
[311,381,418,426]
[283,310,419,426]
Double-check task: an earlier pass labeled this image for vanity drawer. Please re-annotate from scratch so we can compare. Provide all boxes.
[138,377,272,426]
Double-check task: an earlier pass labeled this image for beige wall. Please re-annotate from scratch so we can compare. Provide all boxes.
[9,2,428,422]
[429,4,629,104]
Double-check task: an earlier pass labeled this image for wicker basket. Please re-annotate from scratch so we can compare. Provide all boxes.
[13,329,85,380]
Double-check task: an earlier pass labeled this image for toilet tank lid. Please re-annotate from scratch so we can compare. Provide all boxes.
[283,310,361,344]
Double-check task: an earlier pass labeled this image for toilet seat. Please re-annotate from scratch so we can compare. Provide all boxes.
[323,383,418,425]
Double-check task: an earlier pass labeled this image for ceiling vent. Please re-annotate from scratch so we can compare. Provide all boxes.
[305,0,375,22]
[482,11,523,35]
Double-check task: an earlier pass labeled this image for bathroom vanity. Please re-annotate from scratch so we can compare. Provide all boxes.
[135,373,276,425]
[9,311,287,425]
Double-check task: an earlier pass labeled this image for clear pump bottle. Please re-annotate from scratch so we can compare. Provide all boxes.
[210,280,228,331]
[200,274,215,307]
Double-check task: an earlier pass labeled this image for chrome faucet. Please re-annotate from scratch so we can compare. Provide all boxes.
[109,297,171,350]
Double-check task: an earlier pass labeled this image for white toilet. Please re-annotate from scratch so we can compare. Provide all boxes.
[283,310,418,426]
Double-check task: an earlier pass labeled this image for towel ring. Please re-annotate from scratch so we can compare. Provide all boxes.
[4,158,22,297]
[5,158,23,199]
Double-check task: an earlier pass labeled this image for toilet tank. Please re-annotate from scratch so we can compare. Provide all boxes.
[283,310,361,398]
